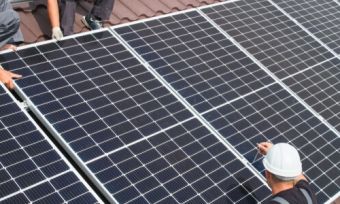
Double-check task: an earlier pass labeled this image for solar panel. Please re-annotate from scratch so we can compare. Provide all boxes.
[0,1,338,203]
[116,11,275,113]
[282,58,340,133]
[202,0,334,79]
[115,9,340,202]
[0,30,199,202]
[87,118,271,203]
[271,0,340,54]
[0,84,100,203]
[203,83,340,203]
[1,29,274,203]
[4,30,193,159]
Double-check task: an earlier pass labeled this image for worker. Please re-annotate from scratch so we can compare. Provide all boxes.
[48,0,115,37]
[258,142,317,204]
[0,0,24,49]
[0,0,23,89]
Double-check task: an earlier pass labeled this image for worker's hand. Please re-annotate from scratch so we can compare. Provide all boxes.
[0,44,17,51]
[52,27,63,41]
[0,69,22,90]
[257,141,273,156]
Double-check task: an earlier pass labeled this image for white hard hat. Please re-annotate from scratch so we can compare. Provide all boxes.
[263,143,302,180]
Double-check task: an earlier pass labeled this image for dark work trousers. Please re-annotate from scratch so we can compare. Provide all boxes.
[60,0,114,36]
[0,0,24,47]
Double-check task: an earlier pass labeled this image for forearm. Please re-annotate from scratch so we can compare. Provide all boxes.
[48,0,60,28]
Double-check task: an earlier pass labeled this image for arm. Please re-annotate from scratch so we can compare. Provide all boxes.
[47,0,63,40]
[0,68,22,89]
[48,0,60,28]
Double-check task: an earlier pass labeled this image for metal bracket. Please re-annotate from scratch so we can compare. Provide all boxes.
[18,100,29,110]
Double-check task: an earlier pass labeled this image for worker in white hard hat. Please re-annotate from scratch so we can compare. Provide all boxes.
[258,142,317,204]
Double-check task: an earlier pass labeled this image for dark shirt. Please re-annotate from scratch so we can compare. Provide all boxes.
[269,180,317,204]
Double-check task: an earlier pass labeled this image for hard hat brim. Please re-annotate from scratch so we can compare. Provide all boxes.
[263,157,302,178]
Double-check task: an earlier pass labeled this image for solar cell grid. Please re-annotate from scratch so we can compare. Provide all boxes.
[2,31,192,163]
[203,83,340,203]
[116,11,275,113]
[86,118,271,203]
[272,0,340,54]
[1,30,275,203]
[283,58,340,133]
[202,0,334,79]
[1,2,339,202]
[117,9,340,203]
[0,85,100,203]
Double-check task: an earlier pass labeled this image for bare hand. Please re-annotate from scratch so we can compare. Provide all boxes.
[0,44,17,51]
[0,69,22,89]
[257,141,273,156]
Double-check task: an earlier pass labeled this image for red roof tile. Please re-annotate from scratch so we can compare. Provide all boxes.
[120,0,155,18]
[110,1,140,22]
[13,0,224,44]
[138,0,172,14]
[333,196,340,204]
[180,0,201,7]
[159,0,187,11]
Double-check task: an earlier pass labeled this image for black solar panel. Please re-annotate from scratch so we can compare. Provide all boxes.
[0,30,198,202]
[202,0,334,79]
[116,11,275,113]
[116,9,340,202]
[1,1,339,203]
[272,0,340,54]
[0,85,100,203]
[0,30,275,203]
[283,58,340,133]
[203,83,340,203]
[2,31,192,161]
[87,118,271,203]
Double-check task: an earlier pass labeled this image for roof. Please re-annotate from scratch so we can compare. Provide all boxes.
[12,0,224,44]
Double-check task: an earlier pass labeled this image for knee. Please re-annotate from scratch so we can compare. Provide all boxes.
[9,10,20,25]
[0,10,20,39]
[0,10,20,29]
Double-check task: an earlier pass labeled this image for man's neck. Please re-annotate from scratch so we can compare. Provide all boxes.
[272,181,294,195]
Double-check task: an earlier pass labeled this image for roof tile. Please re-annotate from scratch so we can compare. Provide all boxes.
[178,0,200,7]
[198,0,222,4]
[159,0,186,11]
[121,0,155,18]
[107,14,122,25]
[138,0,172,15]
[112,1,140,21]
[17,7,49,43]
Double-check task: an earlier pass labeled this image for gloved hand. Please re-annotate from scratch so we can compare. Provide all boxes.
[52,27,63,41]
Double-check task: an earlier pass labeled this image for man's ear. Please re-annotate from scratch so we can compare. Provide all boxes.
[265,170,269,179]
[265,170,272,187]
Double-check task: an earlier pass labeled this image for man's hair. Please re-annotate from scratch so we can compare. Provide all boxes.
[271,173,295,182]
